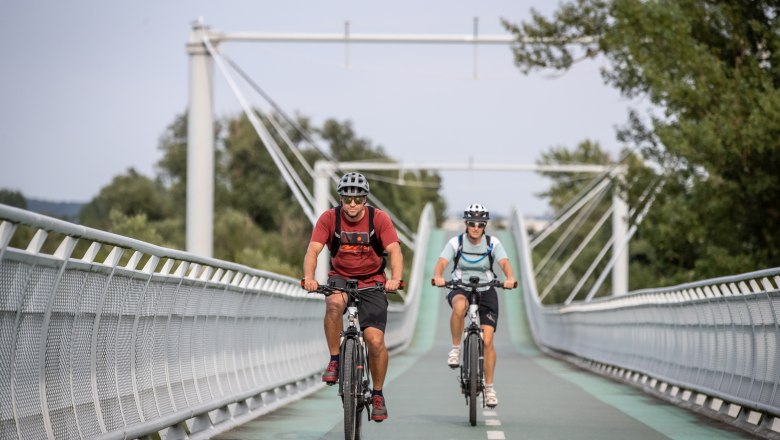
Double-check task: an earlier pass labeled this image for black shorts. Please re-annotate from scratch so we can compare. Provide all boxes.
[328,276,388,332]
[447,287,499,330]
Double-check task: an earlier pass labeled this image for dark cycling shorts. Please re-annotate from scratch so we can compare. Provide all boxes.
[447,287,499,331]
[328,276,388,332]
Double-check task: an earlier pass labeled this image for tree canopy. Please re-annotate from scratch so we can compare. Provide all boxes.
[505,0,780,284]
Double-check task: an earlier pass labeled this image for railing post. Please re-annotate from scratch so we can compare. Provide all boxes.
[186,18,215,257]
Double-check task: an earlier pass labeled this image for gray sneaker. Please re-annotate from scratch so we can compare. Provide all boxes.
[485,387,498,408]
[447,347,460,369]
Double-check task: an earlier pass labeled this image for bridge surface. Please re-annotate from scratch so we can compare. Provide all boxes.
[215,229,751,440]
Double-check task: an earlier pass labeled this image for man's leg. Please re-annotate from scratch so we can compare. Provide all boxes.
[364,327,389,422]
[324,293,346,354]
[364,327,387,389]
[322,293,346,383]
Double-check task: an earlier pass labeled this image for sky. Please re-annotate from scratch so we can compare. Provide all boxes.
[0,1,637,219]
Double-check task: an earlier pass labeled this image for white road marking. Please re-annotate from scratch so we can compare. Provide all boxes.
[485,419,502,426]
[483,410,497,416]
[487,431,506,440]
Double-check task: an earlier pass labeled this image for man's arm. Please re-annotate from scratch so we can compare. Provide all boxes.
[497,258,517,289]
[303,241,325,291]
[384,241,403,292]
[432,257,449,287]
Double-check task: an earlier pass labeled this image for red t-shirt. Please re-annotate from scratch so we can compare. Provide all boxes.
[310,207,400,287]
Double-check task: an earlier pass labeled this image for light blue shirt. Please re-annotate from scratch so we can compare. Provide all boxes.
[439,233,508,288]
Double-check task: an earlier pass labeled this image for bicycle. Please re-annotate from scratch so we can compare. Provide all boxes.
[304,278,402,440]
[434,276,516,426]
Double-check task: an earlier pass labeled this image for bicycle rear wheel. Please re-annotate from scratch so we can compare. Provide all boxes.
[467,332,480,426]
[342,338,361,440]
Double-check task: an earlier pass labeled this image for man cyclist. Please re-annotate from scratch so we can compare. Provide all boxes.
[432,203,516,408]
[302,172,403,422]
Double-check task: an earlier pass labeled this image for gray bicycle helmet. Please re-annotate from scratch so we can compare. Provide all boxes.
[337,172,370,196]
[463,203,490,221]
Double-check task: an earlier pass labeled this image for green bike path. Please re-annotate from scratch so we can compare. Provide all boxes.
[217,229,751,440]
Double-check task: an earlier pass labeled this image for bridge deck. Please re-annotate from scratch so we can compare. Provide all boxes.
[216,229,751,439]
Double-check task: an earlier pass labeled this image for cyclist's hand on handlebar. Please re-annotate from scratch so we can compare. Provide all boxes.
[302,278,319,292]
[385,279,402,292]
[503,277,518,289]
[432,277,446,287]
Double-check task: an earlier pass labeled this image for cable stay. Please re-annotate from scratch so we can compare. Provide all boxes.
[530,177,612,249]
[562,177,664,303]
[202,36,318,224]
[534,180,612,278]
[540,205,614,302]
[215,50,420,247]
[583,178,665,301]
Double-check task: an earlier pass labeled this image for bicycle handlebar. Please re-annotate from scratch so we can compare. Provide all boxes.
[431,278,517,290]
[300,279,405,296]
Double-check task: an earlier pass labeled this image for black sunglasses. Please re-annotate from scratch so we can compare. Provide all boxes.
[341,196,366,205]
[466,221,486,229]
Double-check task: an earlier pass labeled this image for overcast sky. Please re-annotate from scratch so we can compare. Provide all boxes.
[0,1,637,218]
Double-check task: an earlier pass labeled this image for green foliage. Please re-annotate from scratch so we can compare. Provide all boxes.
[0,189,27,209]
[108,209,169,247]
[79,168,173,231]
[506,0,780,289]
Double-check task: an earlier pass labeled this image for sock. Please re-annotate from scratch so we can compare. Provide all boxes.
[330,354,339,362]
[372,389,383,397]
[485,383,494,390]
[452,345,460,350]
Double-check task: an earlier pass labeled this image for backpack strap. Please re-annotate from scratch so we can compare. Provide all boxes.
[452,233,496,276]
[367,206,387,275]
[452,233,465,271]
[330,206,342,258]
[486,235,496,277]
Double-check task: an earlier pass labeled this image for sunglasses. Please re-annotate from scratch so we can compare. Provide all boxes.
[466,221,486,229]
[341,196,366,205]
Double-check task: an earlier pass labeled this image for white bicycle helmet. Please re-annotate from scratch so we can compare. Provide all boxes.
[463,203,490,221]
[337,172,370,196]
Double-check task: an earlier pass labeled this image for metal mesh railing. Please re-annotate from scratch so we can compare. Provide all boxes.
[0,203,433,440]
[510,208,780,419]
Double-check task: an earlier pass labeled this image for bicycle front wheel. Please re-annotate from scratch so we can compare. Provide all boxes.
[467,332,480,426]
[342,338,362,440]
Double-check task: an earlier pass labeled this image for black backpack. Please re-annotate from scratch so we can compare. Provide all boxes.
[452,233,496,276]
[329,205,387,276]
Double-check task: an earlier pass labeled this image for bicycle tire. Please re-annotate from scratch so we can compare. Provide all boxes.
[467,332,480,426]
[354,343,365,440]
[342,338,360,440]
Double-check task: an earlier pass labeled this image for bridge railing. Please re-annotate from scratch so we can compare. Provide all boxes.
[510,208,780,436]
[0,203,432,440]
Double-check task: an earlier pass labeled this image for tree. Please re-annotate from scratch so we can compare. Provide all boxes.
[79,168,173,231]
[504,1,780,281]
[0,189,26,209]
